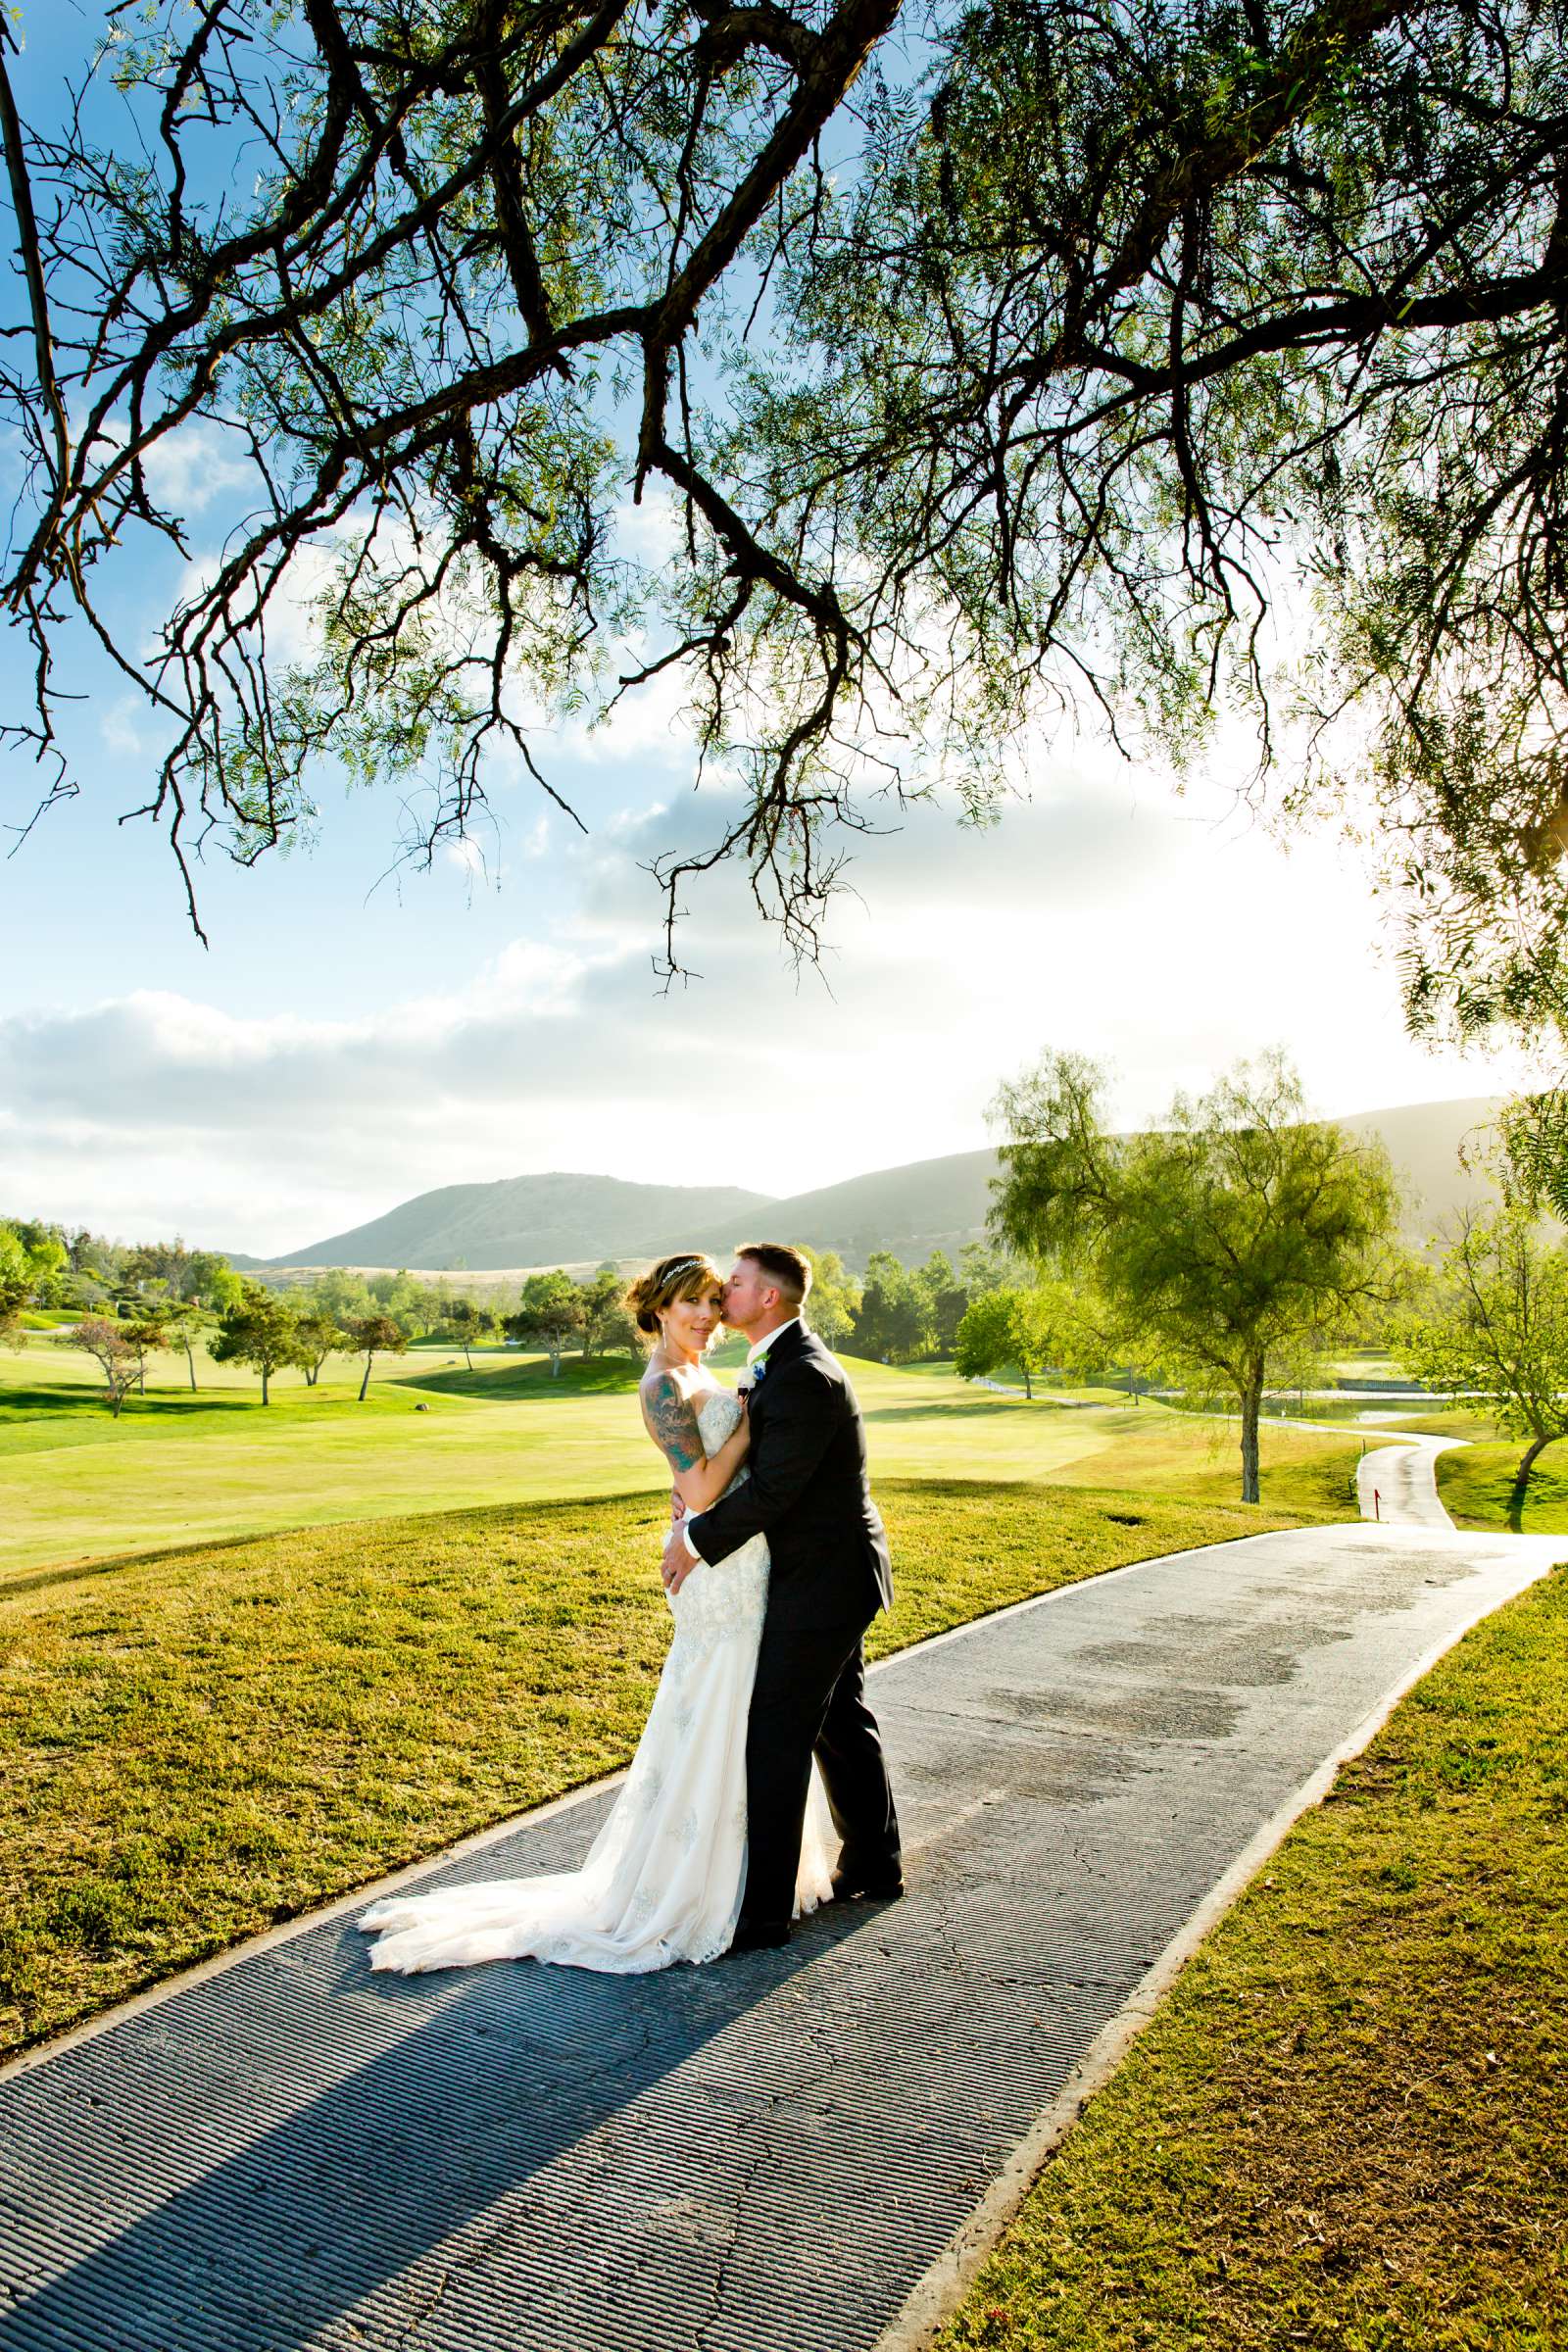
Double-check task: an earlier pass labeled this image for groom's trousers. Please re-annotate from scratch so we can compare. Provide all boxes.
[742,1615,902,1932]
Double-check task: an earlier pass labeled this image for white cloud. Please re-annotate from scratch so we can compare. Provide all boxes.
[0,741,1541,1256]
[141,421,259,516]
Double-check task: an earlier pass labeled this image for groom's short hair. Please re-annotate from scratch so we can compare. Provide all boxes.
[736,1243,811,1306]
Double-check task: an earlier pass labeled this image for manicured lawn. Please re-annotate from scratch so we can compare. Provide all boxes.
[937,1563,1568,2352]
[1358,1408,1504,1441]
[0,1480,1311,2058]
[1437,1440,1568,1535]
[0,1330,1383,2055]
[0,1345,1384,1582]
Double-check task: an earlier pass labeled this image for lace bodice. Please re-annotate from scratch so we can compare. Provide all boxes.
[694,1388,747,1487]
[665,1388,768,1648]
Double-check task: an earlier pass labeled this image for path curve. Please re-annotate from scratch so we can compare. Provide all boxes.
[1,1520,1558,2352]
[1356,1431,1465,1529]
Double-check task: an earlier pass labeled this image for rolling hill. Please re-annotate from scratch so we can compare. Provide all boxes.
[263,1096,1509,1275]
[1336,1097,1505,1234]
[271,1171,772,1272]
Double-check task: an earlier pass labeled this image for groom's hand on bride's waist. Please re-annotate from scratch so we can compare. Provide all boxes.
[662,1519,699,1592]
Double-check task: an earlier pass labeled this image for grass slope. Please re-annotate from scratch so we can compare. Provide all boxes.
[1438,1441,1568,1536]
[939,1564,1568,2352]
[0,1344,1388,1582]
[0,1481,1307,2059]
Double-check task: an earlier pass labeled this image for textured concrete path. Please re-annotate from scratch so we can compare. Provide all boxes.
[1356,1432,1463,1528]
[2,1521,1558,2352]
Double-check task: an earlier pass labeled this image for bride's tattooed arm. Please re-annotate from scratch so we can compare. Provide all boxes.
[640,1374,752,1516]
[645,1374,702,1473]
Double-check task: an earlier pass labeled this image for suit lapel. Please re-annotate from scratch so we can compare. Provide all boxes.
[747,1319,808,1420]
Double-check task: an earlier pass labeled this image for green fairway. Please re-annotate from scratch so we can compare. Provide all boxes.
[1350,1406,1503,1441]
[0,1479,1313,2057]
[0,1341,1390,1582]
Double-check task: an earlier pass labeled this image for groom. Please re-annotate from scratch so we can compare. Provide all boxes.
[662,1243,903,1951]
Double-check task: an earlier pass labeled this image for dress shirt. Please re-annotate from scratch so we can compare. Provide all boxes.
[680,1318,804,1561]
[747,1315,801,1365]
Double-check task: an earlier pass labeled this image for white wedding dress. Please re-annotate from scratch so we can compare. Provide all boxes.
[359,1391,834,1974]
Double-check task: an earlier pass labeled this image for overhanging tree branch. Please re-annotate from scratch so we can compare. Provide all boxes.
[0,0,1564,1018]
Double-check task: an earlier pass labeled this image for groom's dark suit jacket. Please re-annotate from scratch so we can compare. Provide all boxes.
[688,1322,893,1631]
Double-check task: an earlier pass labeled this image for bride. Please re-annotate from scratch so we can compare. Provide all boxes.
[359,1251,832,1974]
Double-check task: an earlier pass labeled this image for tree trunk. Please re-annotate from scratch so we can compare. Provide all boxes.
[359,1351,372,1401]
[185,1341,198,1392]
[1021,1366,1033,1398]
[463,1342,473,1370]
[1240,1371,1263,1504]
[1514,1429,1554,1491]
[261,1363,270,1404]
[109,1385,122,1418]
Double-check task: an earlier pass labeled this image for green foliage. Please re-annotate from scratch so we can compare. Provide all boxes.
[301,1269,375,1327]
[55,1316,144,1419]
[342,1313,409,1402]
[366,1269,428,1333]
[955,1282,1087,1398]
[958,1242,1020,1298]
[210,1284,304,1406]
[504,1270,588,1370]
[920,1250,970,1353]
[122,1241,240,1314]
[0,1220,72,1332]
[993,1049,1410,1499]
[800,1247,861,1348]
[292,1311,349,1389]
[576,1267,638,1359]
[1490,1089,1568,1224]
[851,1250,934,1361]
[118,1315,173,1399]
[441,1297,496,1367]
[848,1246,981,1361]
[1400,1200,1568,1494]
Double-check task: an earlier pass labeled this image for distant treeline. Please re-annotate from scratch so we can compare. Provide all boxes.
[3,1216,1035,1376]
[2,1217,1016,1350]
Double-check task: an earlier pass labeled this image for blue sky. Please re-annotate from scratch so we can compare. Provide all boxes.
[0,5,1540,1256]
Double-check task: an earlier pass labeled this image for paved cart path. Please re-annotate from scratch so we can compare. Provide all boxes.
[2,1521,1558,2352]
[1356,1432,1463,1528]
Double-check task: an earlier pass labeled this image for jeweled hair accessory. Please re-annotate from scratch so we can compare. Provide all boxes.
[662,1256,708,1282]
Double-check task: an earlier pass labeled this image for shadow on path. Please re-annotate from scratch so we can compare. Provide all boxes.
[3,1912,839,2351]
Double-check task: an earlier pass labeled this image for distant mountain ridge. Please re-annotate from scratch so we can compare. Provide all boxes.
[263,1096,1507,1275]
[270,1171,773,1272]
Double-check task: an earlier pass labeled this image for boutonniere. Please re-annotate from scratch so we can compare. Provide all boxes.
[749,1355,769,1386]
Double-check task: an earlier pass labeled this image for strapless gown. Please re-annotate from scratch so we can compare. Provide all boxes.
[359,1390,833,1972]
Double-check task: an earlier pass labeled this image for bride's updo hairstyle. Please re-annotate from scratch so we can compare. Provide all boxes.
[624,1252,723,1340]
